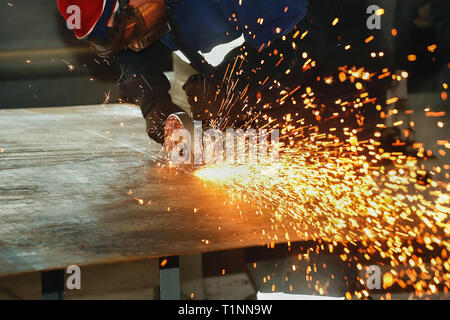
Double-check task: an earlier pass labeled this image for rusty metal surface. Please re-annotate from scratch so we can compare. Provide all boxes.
[0,105,281,277]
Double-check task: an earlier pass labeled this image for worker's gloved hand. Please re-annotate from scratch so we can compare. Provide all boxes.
[183,74,222,122]
[118,75,185,145]
[144,98,185,144]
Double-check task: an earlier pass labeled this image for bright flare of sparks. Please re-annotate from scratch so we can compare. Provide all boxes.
[194,137,450,297]
[171,11,450,297]
[195,138,449,243]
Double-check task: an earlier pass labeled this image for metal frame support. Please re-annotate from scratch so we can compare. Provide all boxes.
[41,269,65,300]
[159,256,180,300]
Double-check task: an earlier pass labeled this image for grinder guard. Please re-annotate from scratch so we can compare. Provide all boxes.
[164,112,197,166]
[90,0,169,58]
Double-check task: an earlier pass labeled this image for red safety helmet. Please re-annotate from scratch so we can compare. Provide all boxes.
[57,0,117,39]
[57,0,169,57]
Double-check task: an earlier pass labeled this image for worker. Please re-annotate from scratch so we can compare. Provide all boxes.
[57,0,391,145]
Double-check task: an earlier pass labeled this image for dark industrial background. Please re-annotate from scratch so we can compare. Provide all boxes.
[0,0,448,109]
[0,0,172,109]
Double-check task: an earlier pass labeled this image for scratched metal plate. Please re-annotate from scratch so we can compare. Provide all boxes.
[0,105,286,277]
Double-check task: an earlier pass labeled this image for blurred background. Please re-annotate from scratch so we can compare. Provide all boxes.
[0,0,172,108]
[0,0,447,109]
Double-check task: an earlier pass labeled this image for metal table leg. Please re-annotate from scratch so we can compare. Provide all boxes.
[41,269,64,300]
[159,256,180,300]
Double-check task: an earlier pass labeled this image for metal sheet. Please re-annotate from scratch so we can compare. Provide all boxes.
[0,105,282,277]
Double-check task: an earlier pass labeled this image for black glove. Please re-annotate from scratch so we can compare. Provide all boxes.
[144,98,185,145]
[119,75,185,144]
[182,74,222,121]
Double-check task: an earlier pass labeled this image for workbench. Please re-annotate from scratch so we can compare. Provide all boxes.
[1,104,446,300]
[0,104,293,299]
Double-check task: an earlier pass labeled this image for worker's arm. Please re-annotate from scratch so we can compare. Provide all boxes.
[57,0,183,144]
[115,42,184,144]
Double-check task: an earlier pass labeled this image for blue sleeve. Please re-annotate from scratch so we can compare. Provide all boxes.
[232,0,309,48]
[88,0,118,40]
